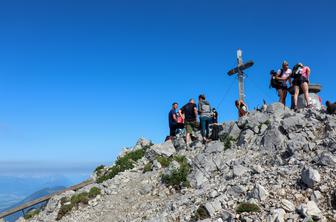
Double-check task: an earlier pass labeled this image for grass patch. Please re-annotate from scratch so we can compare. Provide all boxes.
[88,187,101,198]
[190,205,210,221]
[143,162,153,173]
[221,136,234,150]
[57,188,101,220]
[56,203,74,220]
[96,147,148,183]
[24,209,40,220]
[236,202,261,213]
[70,192,89,205]
[161,156,190,190]
[157,156,171,167]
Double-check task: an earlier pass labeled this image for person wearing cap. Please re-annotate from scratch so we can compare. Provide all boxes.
[275,61,292,105]
[291,63,311,110]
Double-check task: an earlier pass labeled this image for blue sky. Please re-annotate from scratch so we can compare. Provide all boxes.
[0,0,335,169]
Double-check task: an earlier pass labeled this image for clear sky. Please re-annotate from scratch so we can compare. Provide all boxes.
[0,0,335,168]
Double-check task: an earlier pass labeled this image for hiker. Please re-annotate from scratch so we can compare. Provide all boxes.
[326,101,336,114]
[180,99,198,146]
[276,61,292,105]
[235,99,248,117]
[198,94,212,143]
[168,102,184,137]
[211,108,218,124]
[291,63,311,110]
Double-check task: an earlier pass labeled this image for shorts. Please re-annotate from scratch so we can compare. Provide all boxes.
[184,121,198,134]
[293,76,309,86]
[275,81,288,90]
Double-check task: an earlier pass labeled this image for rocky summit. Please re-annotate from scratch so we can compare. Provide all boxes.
[18,103,336,222]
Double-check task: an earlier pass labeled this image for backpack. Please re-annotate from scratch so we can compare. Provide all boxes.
[210,124,220,140]
[270,69,283,88]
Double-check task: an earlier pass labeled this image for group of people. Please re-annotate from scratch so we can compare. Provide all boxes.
[168,95,218,145]
[270,61,312,111]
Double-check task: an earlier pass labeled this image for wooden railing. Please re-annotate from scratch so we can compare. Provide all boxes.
[0,179,94,219]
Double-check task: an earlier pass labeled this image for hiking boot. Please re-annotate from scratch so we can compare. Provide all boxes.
[306,104,313,109]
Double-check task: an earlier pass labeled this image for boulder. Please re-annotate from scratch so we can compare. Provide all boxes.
[232,164,249,177]
[145,141,176,161]
[262,126,285,150]
[281,199,295,212]
[251,184,269,201]
[301,167,321,188]
[318,151,336,166]
[267,208,285,222]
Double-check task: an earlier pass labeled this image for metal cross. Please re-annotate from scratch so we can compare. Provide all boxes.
[227,49,254,101]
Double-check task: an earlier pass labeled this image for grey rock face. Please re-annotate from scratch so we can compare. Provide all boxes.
[232,164,249,177]
[301,167,321,188]
[267,208,285,222]
[145,141,176,161]
[262,126,284,150]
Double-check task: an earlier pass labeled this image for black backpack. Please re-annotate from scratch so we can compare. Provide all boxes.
[270,69,282,88]
[210,124,220,140]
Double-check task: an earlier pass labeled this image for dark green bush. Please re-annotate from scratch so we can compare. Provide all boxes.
[96,147,147,183]
[70,192,89,205]
[56,204,74,221]
[88,187,101,198]
[236,202,261,213]
[143,162,153,173]
[24,209,40,220]
[157,156,171,167]
[161,156,190,190]
[190,205,210,221]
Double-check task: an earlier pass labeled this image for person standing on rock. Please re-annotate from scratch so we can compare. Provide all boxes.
[235,99,248,117]
[180,99,198,146]
[275,61,292,105]
[291,63,312,111]
[198,94,212,143]
[168,102,184,137]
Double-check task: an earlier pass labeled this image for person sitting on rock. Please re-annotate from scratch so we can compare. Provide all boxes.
[235,99,248,117]
[326,101,336,114]
[211,108,218,124]
[180,99,198,146]
[168,102,184,138]
[275,61,292,105]
[198,94,212,143]
[291,63,312,110]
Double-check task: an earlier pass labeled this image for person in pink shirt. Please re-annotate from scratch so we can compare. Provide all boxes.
[291,63,311,110]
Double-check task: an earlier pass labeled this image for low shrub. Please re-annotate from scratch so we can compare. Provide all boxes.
[143,162,153,173]
[56,204,74,221]
[156,156,171,167]
[161,156,190,189]
[70,192,89,205]
[96,147,147,183]
[88,187,101,198]
[190,205,210,221]
[24,209,40,220]
[236,202,261,213]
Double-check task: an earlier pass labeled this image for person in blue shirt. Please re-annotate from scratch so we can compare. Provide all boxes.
[168,102,184,137]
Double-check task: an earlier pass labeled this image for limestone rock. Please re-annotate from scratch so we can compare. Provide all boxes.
[301,167,321,188]
[145,141,176,161]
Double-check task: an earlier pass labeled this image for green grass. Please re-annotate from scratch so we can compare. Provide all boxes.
[70,192,89,205]
[190,205,210,221]
[143,162,153,173]
[24,209,40,220]
[96,147,148,183]
[236,202,261,213]
[161,156,190,190]
[88,187,101,198]
[156,156,171,167]
[56,188,102,220]
[56,204,74,221]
